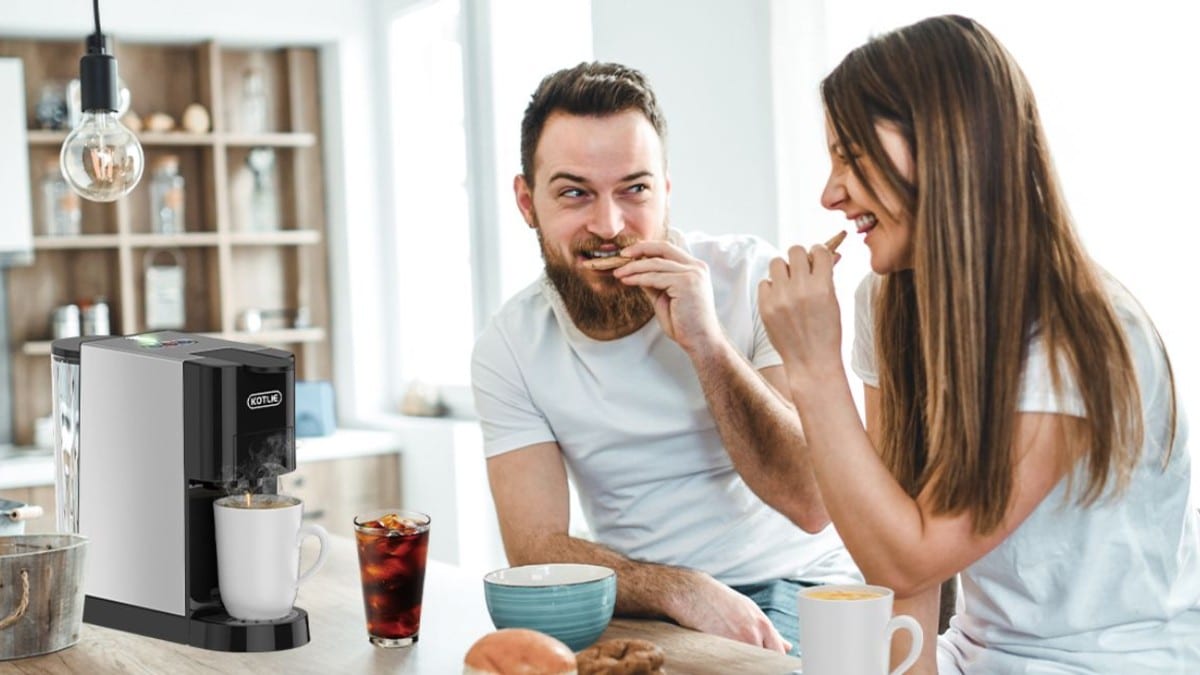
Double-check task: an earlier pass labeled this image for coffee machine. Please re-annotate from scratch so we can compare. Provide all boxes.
[52,331,308,651]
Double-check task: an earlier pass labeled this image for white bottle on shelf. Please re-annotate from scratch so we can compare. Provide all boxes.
[40,158,81,236]
[241,68,269,133]
[247,147,280,231]
[144,249,186,330]
[149,155,186,235]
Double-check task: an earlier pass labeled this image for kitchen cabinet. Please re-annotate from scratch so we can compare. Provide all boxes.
[0,37,332,447]
[0,449,401,538]
[0,437,405,535]
[277,454,402,538]
[0,484,55,534]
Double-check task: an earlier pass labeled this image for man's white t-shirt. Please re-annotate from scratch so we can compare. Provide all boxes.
[852,274,1200,673]
[472,230,860,587]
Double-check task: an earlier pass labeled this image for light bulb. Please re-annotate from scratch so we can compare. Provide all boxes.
[67,76,130,128]
[60,110,144,202]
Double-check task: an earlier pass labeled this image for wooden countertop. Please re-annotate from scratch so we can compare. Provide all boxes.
[6,535,803,674]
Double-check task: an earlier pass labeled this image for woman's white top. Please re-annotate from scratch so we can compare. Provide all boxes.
[852,274,1200,673]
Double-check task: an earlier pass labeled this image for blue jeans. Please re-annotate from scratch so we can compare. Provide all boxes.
[731,578,819,657]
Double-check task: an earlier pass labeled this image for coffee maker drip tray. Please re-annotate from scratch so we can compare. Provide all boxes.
[190,606,311,652]
[83,596,311,652]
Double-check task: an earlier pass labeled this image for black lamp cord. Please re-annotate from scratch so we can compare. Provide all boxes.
[80,0,116,112]
[86,0,107,55]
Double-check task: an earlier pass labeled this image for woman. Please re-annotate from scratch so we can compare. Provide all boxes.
[757,15,1200,673]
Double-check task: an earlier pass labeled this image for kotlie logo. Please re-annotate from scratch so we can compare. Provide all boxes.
[247,390,283,410]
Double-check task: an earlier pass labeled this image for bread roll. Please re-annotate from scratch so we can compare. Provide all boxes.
[463,628,578,675]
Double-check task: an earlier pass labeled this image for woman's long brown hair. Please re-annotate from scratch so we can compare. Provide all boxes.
[821,15,1170,534]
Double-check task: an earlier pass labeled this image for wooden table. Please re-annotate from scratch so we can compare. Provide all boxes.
[5,536,803,674]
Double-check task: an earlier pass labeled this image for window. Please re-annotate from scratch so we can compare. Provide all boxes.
[382,0,592,416]
[386,0,476,391]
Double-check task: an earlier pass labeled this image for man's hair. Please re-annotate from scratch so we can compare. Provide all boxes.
[520,61,667,185]
[822,15,1168,535]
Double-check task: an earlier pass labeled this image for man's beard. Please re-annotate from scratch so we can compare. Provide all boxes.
[536,216,665,337]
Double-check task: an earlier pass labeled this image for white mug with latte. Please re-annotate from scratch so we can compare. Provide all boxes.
[798,584,923,675]
[213,493,330,621]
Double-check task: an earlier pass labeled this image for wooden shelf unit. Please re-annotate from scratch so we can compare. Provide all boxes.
[26,129,317,148]
[2,37,333,447]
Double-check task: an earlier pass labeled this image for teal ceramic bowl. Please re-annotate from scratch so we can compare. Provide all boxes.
[483,563,616,651]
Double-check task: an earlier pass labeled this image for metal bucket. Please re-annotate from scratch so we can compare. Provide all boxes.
[0,534,89,660]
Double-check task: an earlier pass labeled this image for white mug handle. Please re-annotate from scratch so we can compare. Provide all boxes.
[295,522,330,587]
[886,614,923,675]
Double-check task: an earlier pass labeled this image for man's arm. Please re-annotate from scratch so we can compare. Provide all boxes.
[693,356,829,533]
[614,239,828,532]
[487,442,791,652]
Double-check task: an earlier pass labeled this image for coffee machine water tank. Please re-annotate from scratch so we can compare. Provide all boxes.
[57,331,310,652]
[51,336,106,533]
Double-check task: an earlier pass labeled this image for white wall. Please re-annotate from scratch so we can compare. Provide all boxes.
[774,2,1199,495]
[591,0,778,243]
[0,0,371,43]
[593,1,1197,496]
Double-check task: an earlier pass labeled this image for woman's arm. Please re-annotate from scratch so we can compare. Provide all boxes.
[863,385,940,675]
[758,244,1070,597]
[892,585,939,675]
[790,376,1068,596]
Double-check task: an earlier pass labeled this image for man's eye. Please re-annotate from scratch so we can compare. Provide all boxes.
[560,187,586,198]
[626,183,648,194]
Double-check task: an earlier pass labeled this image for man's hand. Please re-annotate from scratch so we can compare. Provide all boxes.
[488,445,791,653]
[613,240,725,357]
[665,570,792,654]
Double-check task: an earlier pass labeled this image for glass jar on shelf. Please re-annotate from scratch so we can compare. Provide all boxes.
[35,80,68,130]
[240,67,269,133]
[247,147,280,231]
[40,158,82,236]
[150,155,186,234]
[82,296,111,336]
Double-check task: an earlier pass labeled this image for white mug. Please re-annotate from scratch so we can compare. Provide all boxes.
[213,493,330,621]
[798,584,923,675]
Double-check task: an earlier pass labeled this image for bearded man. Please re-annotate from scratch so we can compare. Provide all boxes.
[470,62,861,655]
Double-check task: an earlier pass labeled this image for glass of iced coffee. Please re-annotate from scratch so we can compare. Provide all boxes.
[353,509,431,647]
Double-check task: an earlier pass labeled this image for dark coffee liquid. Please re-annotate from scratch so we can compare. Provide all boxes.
[218,495,297,510]
[356,524,430,640]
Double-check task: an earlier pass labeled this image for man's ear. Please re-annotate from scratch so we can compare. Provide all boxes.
[513,174,536,228]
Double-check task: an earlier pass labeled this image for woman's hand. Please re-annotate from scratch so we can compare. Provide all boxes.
[757,242,844,381]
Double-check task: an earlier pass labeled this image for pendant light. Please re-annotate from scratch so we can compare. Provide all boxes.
[59,0,144,202]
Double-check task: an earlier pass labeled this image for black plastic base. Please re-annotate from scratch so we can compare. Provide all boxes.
[189,606,310,652]
[84,596,311,652]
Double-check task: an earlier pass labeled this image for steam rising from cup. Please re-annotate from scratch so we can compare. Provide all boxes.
[221,430,292,496]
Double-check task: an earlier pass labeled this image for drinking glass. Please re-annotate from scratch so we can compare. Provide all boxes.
[353,509,431,647]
